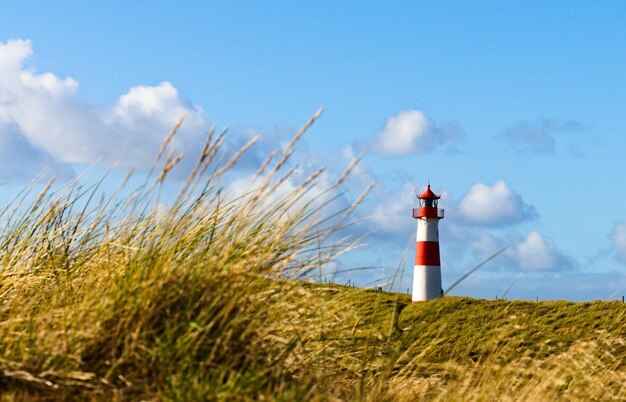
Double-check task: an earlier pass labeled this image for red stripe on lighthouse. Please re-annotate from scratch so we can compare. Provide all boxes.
[414,241,441,266]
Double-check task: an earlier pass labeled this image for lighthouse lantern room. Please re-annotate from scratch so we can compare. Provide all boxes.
[412,184,444,302]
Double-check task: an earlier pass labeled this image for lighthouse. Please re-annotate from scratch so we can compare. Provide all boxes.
[412,184,444,302]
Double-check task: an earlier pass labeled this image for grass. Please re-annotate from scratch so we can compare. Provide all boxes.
[1,113,625,400]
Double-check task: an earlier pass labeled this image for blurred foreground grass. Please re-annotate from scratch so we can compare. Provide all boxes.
[1,114,625,401]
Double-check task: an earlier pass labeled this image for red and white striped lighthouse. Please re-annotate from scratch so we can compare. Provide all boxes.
[412,184,444,302]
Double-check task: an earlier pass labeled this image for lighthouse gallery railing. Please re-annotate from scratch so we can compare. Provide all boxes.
[412,208,445,219]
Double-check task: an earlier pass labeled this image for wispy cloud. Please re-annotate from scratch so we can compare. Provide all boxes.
[611,222,626,264]
[371,109,461,156]
[501,118,589,153]
[367,182,417,240]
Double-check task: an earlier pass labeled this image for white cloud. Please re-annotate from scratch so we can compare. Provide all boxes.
[355,181,570,273]
[506,231,575,272]
[457,180,537,226]
[97,82,208,166]
[442,226,575,273]
[373,110,428,155]
[611,222,626,264]
[372,110,460,156]
[0,38,32,72]
[368,182,416,237]
[222,165,358,244]
[466,229,504,258]
[0,122,73,180]
[0,38,209,177]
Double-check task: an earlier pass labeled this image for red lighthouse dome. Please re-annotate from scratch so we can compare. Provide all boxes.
[418,184,440,200]
[412,184,444,220]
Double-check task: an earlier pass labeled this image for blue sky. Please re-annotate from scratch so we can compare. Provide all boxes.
[1,1,626,300]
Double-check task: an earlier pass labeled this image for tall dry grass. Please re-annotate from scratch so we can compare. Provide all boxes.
[0,112,373,400]
[1,112,625,401]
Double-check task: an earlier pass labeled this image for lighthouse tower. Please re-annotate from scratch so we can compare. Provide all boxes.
[412,184,444,302]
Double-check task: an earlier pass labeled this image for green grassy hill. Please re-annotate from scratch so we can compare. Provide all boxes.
[296,284,626,400]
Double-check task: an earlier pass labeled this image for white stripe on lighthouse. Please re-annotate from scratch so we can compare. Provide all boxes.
[413,265,442,301]
[416,218,438,241]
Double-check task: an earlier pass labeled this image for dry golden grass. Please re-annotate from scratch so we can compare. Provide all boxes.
[0,113,625,401]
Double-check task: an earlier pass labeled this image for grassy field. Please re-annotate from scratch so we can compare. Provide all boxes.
[1,115,625,400]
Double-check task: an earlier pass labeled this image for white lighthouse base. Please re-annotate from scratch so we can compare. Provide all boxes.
[412,265,442,301]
